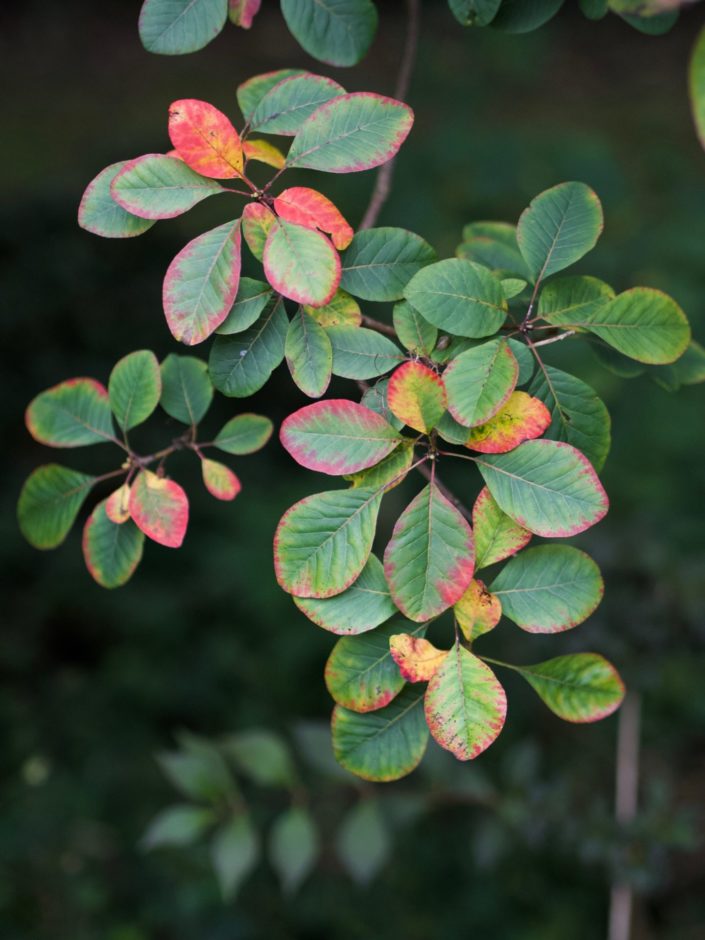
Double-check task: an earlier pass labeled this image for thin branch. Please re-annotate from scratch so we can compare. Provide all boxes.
[531,329,576,348]
[361,315,398,338]
[415,461,473,524]
[359,0,421,230]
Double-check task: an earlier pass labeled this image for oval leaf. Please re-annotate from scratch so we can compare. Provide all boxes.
[109,350,161,431]
[516,654,625,722]
[465,391,551,453]
[281,0,378,67]
[168,98,243,178]
[129,470,189,548]
[217,277,274,336]
[26,379,114,448]
[269,806,319,895]
[202,458,241,500]
[443,339,518,427]
[249,72,345,135]
[263,219,340,306]
[209,300,288,398]
[328,326,404,380]
[341,228,436,301]
[387,361,447,433]
[111,154,224,220]
[160,353,213,424]
[213,413,273,455]
[18,465,95,550]
[472,486,531,570]
[78,161,156,238]
[454,579,502,642]
[138,0,228,54]
[82,500,144,588]
[285,309,333,399]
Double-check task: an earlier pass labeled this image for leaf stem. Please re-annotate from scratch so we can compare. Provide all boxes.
[361,315,399,338]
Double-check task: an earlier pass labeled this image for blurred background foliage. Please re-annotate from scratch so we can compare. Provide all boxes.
[2,0,704,937]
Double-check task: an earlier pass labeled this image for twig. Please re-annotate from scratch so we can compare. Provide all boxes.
[415,461,473,524]
[361,315,399,338]
[359,0,420,230]
[531,329,576,348]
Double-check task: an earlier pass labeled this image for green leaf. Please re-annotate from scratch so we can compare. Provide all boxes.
[111,154,224,219]
[286,93,413,173]
[280,0,378,68]
[456,221,528,278]
[579,288,691,365]
[294,553,398,635]
[138,0,228,54]
[449,0,502,27]
[237,69,307,121]
[508,338,534,384]
[211,815,259,901]
[18,465,95,550]
[269,807,319,895]
[332,686,428,782]
[346,439,414,492]
[249,72,345,135]
[340,228,436,301]
[274,487,382,597]
[108,350,161,432]
[82,501,144,589]
[491,0,565,33]
[443,338,518,427]
[517,181,603,283]
[690,25,705,152]
[472,486,531,570]
[384,482,475,622]
[361,377,404,430]
[285,309,333,398]
[158,732,235,801]
[404,259,508,338]
[328,326,404,380]
[263,219,340,306]
[164,219,242,345]
[491,545,603,633]
[281,399,400,475]
[476,439,609,537]
[217,277,274,335]
[336,800,391,883]
[528,365,611,471]
[142,805,215,850]
[424,643,506,760]
[213,413,273,454]
[325,620,423,712]
[513,654,625,722]
[393,301,438,356]
[222,730,296,786]
[26,379,114,448]
[160,353,213,424]
[537,275,614,326]
[304,288,362,327]
[579,0,607,18]
[209,299,288,397]
[591,342,645,379]
[78,161,156,238]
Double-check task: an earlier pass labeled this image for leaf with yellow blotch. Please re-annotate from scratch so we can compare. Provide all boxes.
[129,470,189,548]
[243,139,285,169]
[304,289,361,327]
[465,391,551,454]
[454,579,502,642]
[168,99,244,178]
[274,187,353,250]
[105,483,131,524]
[201,458,241,501]
[472,487,531,570]
[389,634,447,683]
[241,202,276,262]
[387,361,447,433]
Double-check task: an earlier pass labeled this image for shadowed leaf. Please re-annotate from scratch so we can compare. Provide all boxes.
[249,72,345,135]
[281,0,377,67]
[82,500,144,588]
[211,815,259,901]
[269,807,319,895]
[78,161,156,238]
[328,326,404,380]
[393,301,438,356]
[285,309,333,398]
[18,465,95,550]
[142,805,215,849]
[209,299,288,397]
[217,277,274,335]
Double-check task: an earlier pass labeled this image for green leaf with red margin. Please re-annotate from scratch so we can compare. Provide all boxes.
[160,354,213,424]
[472,486,531,570]
[228,0,261,29]
[384,482,475,622]
[304,289,361,327]
[325,620,425,713]
[490,545,603,633]
[213,413,273,454]
[106,483,131,523]
[163,219,242,345]
[78,161,156,238]
[274,187,353,250]
[280,0,378,68]
[129,470,189,548]
[108,350,161,432]
[516,182,604,283]
[424,642,506,761]
[286,93,413,173]
[403,259,508,338]
[264,219,340,306]
[454,579,502,642]
[464,391,551,453]
[18,465,95,550]
[217,278,274,335]
[392,301,438,356]
[281,400,401,475]
[138,0,228,55]
[512,654,625,722]
[389,633,447,683]
[237,69,306,122]
[242,202,276,262]
[168,99,243,178]
[26,379,115,447]
[201,458,241,500]
[328,326,404,380]
[82,500,145,588]
[476,440,609,538]
[274,486,382,597]
[387,361,447,433]
[443,339,518,427]
[345,439,414,492]
[111,154,225,219]
[341,228,437,302]
[332,686,428,783]
[294,553,398,635]
[285,309,333,399]
[537,275,614,326]
[249,72,345,136]
[242,139,285,169]
[209,299,288,398]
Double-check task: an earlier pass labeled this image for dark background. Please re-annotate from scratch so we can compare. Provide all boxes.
[1,1,704,937]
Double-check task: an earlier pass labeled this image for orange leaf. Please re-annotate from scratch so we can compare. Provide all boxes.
[273,187,353,250]
[168,99,244,179]
[454,579,502,642]
[465,391,551,453]
[387,361,447,433]
[201,458,241,501]
[390,634,448,683]
[105,483,131,524]
[128,470,189,548]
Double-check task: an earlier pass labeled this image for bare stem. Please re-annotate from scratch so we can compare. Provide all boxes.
[531,329,577,348]
[359,0,420,230]
[361,315,399,338]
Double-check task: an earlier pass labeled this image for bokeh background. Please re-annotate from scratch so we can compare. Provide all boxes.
[2,1,705,937]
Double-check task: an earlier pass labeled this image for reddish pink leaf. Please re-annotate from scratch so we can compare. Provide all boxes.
[390,634,448,683]
[128,470,189,548]
[273,187,353,250]
[201,458,241,501]
[105,483,131,524]
[242,202,276,261]
[465,391,551,454]
[168,99,244,179]
[229,0,261,28]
